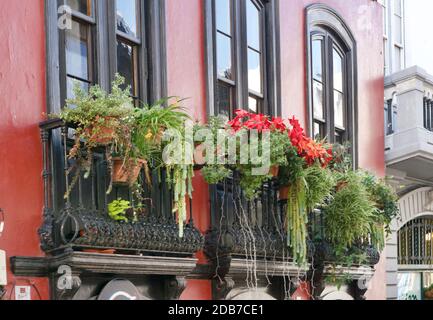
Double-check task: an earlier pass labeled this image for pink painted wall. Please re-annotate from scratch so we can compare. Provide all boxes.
[279,0,385,300]
[0,0,49,300]
[165,0,212,300]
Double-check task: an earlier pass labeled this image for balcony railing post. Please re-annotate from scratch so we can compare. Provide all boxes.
[38,127,55,251]
[61,125,71,209]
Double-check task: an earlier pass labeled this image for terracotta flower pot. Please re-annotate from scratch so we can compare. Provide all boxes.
[112,158,146,184]
[84,117,116,145]
[279,186,289,200]
[269,165,279,177]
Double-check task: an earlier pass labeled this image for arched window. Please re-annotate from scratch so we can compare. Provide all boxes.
[398,217,433,265]
[306,4,357,164]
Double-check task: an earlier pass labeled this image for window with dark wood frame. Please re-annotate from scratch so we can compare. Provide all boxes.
[45,0,167,213]
[205,0,280,117]
[49,0,166,111]
[310,30,348,144]
[306,4,358,165]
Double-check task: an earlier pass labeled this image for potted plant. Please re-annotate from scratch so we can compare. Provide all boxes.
[202,110,290,200]
[54,75,141,197]
[82,198,132,254]
[133,98,193,237]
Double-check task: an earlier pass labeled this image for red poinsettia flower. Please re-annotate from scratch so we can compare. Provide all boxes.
[287,116,333,167]
[271,117,287,131]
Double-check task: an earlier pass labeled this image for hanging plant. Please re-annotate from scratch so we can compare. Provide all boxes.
[324,171,376,251]
[286,177,308,265]
[53,75,136,198]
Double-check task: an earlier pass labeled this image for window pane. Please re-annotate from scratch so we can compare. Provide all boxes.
[313,122,324,140]
[394,0,402,15]
[423,273,433,300]
[117,41,135,93]
[333,48,343,92]
[334,90,345,128]
[216,82,232,116]
[313,80,324,120]
[66,20,89,80]
[67,77,89,99]
[248,49,262,93]
[116,0,138,38]
[335,130,344,145]
[398,273,422,300]
[248,96,258,114]
[216,0,231,35]
[394,15,402,43]
[394,46,402,71]
[247,0,260,51]
[217,33,233,79]
[67,0,91,16]
[312,39,323,81]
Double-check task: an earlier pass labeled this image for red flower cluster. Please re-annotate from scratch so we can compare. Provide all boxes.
[227,110,333,167]
[228,109,287,133]
[288,117,333,167]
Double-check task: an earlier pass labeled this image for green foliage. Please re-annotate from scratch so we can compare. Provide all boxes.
[167,164,194,238]
[278,144,306,186]
[58,74,133,126]
[286,178,308,265]
[304,164,335,211]
[269,131,293,167]
[361,172,400,230]
[108,199,131,222]
[133,98,191,167]
[324,171,376,249]
[201,165,231,185]
[238,168,270,200]
[328,143,353,173]
[54,75,135,198]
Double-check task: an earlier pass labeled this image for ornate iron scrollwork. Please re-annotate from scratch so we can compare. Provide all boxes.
[49,208,204,255]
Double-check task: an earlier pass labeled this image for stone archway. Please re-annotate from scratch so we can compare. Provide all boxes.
[386,187,433,299]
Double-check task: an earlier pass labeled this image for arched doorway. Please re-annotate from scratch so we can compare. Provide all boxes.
[386,187,433,300]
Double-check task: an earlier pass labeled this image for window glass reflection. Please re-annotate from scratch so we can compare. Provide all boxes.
[67,0,91,16]
[216,0,231,35]
[333,48,343,92]
[66,20,89,80]
[247,0,260,51]
[67,77,89,99]
[116,0,138,38]
[248,49,261,93]
[248,96,258,113]
[117,41,135,93]
[334,90,344,128]
[313,81,324,120]
[217,33,233,79]
[216,82,232,116]
[312,39,323,81]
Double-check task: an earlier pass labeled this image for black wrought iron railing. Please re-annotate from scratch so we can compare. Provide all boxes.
[205,172,287,259]
[398,217,433,265]
[205,176,381,270]
[38,119,203,256]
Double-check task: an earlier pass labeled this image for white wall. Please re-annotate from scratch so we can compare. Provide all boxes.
[404,0,433,75]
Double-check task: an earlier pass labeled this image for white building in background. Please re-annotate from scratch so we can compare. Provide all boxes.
[382,0,433,301]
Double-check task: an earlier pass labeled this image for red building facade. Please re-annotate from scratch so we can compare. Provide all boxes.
[0,0,385,300]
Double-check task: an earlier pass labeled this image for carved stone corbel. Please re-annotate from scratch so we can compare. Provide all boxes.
[55,270,82,300]
[165,276,187,300]
[213,277,235,300]
[348,279,368,301]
